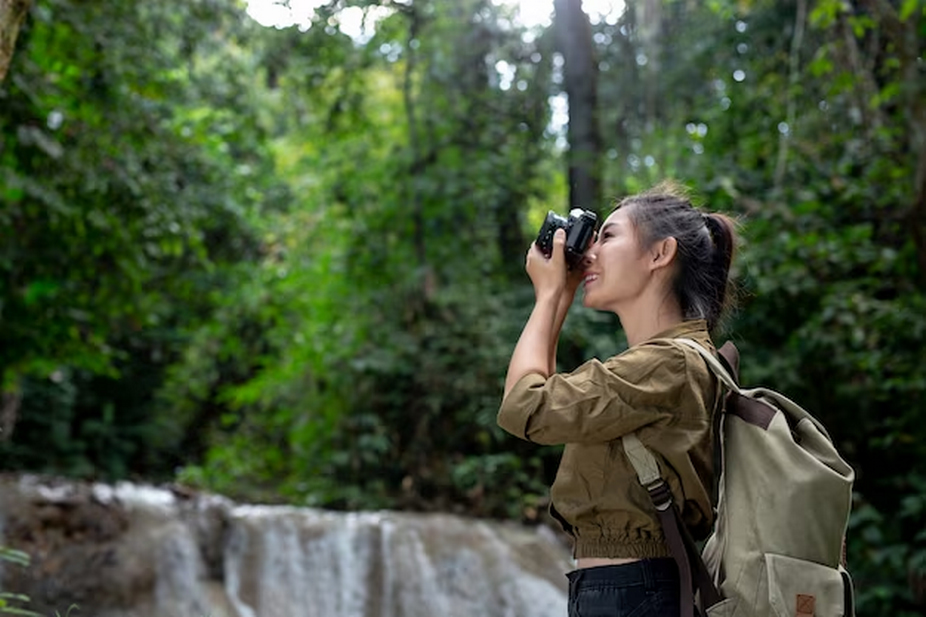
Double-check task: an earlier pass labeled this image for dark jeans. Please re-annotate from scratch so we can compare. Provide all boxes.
[566,558,681,617]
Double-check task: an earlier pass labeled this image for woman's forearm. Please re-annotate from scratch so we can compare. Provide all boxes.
[547,290,576,372]
[503,293,560,398]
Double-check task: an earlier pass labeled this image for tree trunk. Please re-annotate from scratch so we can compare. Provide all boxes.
[773,0,807,191]
[1,387,21,442]
[0,0,31,82]
[554,0,602,212]
[635,0,663,133]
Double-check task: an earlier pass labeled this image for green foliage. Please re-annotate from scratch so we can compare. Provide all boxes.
[0,547,40,616]
[157,0,566,516]
[847,473,926,614]
[0,0,289,476]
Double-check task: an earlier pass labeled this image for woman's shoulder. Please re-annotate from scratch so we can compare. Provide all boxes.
[601,320,715,382]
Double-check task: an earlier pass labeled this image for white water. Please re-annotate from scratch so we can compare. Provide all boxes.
[0,477,572,617]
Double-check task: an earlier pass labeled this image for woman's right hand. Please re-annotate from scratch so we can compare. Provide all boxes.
[563,259,586,302]
[525,229,568,301]
[562,233,595,305]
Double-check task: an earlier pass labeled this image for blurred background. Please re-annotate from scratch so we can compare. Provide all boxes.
[0,0,924,614]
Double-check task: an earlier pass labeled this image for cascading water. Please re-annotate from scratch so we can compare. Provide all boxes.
[0,475,573,617]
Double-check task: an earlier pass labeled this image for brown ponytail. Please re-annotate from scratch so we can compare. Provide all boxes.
[703,213,738,330]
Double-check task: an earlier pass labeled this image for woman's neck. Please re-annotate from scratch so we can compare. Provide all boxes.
[618,295,684,347]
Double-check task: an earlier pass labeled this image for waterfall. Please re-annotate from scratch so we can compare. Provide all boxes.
[0,475,573,617]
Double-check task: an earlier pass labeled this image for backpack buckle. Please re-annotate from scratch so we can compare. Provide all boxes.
[645,479,674,511]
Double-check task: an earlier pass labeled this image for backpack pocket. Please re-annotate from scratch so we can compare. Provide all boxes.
[765,553,849,617]
[704,597,736,617]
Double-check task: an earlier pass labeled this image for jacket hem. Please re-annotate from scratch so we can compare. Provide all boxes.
[574,539,672,560]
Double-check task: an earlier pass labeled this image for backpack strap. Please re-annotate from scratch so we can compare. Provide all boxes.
[675,338,742,394]
[717,341,740,383]
[621,337,735,613]
[622,433,722,614]
[681,338,738,506]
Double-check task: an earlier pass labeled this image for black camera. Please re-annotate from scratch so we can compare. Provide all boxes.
[535,208,598,269]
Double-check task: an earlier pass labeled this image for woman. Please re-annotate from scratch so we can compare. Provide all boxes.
[497,184,737,616]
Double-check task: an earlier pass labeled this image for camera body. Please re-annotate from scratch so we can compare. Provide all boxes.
[535,208,598,269]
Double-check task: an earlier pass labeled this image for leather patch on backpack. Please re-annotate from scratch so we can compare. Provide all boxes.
[796,593,815,616]
[727,393,775,430]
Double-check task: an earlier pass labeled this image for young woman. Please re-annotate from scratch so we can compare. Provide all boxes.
[498,185,738,617]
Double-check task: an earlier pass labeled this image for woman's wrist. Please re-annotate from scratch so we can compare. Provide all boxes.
[535,286,564,304]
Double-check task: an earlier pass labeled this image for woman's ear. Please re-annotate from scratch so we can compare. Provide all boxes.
[649,237,678,271]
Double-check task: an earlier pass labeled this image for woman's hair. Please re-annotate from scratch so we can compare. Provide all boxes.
[615,182,738,331]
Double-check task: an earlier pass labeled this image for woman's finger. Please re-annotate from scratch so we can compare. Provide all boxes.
[550,228,567,268]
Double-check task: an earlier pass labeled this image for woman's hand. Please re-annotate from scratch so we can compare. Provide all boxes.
[526,228,568,301]
[563,254,587,301]
[505,228,592,395]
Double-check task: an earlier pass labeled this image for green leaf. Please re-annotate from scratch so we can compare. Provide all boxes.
[1,186,24,202]
[899,0,921,21]
[22,280,59,305]
[0,547,30,568]
[809,0,847,27]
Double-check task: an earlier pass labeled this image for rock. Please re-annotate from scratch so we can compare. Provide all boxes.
[0,474,572,617]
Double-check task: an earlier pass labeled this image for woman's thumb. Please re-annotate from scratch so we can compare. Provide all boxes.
[551,228,567,265]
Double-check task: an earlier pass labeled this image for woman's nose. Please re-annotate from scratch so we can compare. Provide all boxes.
[581,250,596,269]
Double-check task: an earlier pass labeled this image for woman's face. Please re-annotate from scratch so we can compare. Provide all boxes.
[581,207,654,312]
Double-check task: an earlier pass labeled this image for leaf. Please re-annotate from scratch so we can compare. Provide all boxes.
[809,0,847,27]
[0,547,30,567]
[1,186,24,202]
[808,51,834,77]
[899,0,920,21]
[0,607,43,616]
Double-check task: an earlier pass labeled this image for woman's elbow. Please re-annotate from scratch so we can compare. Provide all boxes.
[496,407,527,440]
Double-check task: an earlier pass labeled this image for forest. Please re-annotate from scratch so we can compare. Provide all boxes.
[1,0,924,614]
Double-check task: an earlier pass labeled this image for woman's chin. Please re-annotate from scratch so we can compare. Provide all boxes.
[581,291,596,309]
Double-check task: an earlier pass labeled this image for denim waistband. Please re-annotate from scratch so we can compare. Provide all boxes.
[566,558,678,590]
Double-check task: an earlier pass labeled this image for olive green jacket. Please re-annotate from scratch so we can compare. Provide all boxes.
[497,320,719,559]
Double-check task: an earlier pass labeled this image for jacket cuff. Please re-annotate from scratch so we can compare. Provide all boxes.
[497,372,547,441]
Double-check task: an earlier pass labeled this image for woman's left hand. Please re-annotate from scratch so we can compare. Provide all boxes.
[526,228,568,301]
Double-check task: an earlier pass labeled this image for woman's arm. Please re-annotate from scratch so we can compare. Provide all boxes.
[503,229,569,398]
[548,270,584,372]
[498,341,691,445]
[504,293,560,397]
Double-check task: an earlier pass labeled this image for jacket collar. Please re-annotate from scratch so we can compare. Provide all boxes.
[645,319,711,345]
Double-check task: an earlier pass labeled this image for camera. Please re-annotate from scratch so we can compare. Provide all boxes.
[535,208,598,269]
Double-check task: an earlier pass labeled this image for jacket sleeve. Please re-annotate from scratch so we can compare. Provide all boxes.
[497,340,693,445]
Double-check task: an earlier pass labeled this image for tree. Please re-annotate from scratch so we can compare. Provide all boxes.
[0,0,30,81]
[554,0,602,212]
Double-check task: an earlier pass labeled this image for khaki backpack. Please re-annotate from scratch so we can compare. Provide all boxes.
[621,338,856,617]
